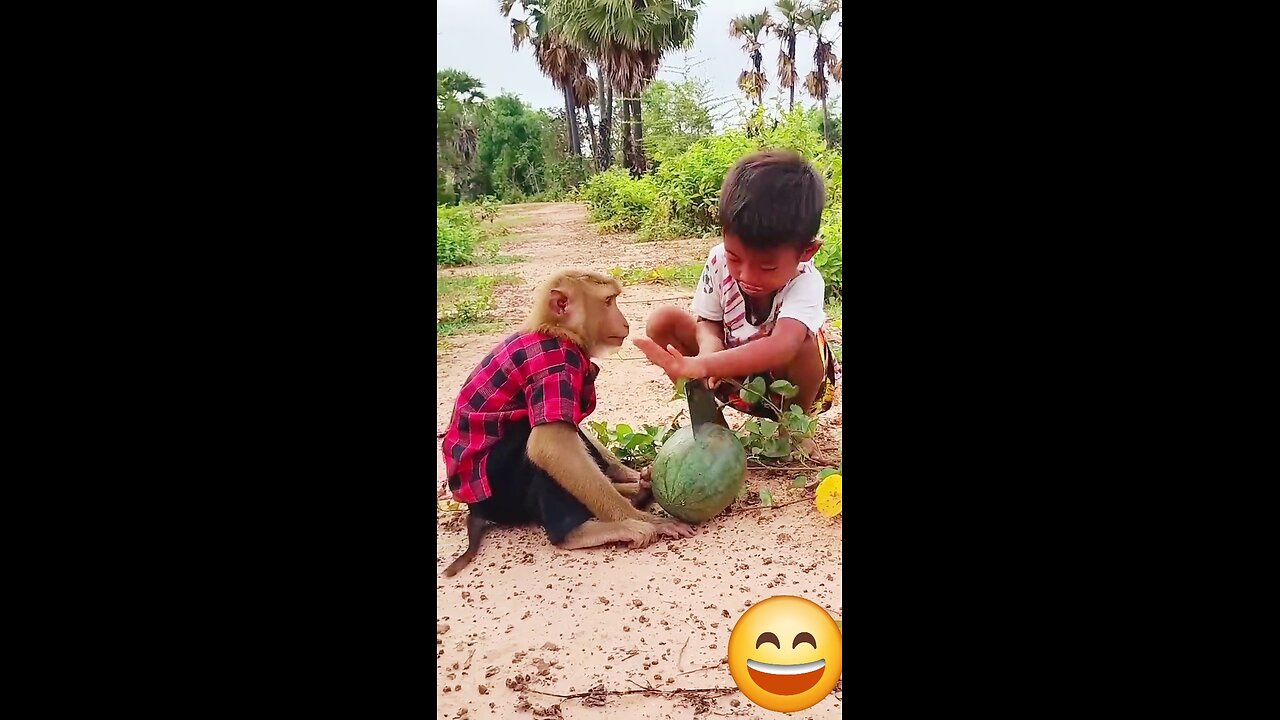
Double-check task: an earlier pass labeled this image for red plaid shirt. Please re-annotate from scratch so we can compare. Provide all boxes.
[442,332,599,503]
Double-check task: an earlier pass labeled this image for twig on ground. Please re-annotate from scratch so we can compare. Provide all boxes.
[678,658,728,676]
[728,497,810,515]
[747,459,829,471]
[677,636,691,672]
[619,650,641,663]
[618,296,692,304]
[517,673,828,706]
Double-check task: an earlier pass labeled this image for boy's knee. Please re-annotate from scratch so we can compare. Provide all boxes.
[644,305,687,335]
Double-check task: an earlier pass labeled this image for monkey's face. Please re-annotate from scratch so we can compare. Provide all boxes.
[586,286,630,357]
[535,271,630,357]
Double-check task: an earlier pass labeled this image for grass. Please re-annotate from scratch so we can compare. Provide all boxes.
[439,321,501,338]
[439,273,520,299]
[608,262,704,288]
[488,254,529,265]
[437,273,521,338]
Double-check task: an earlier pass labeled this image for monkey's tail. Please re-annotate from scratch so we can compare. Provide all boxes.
[443,513,491,577]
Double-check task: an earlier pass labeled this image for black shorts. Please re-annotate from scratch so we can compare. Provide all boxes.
[468,422,605,545]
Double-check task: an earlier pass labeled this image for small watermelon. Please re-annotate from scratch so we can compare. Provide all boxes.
[651,423,747,523]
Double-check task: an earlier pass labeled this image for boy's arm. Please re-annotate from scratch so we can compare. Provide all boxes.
[695,317,726,356]
[694,318,808,380]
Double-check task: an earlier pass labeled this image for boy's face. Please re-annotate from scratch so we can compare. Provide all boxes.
[723,233,821,298]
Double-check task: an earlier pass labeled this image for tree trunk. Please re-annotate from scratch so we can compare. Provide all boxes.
[596,65,610,170]
[563,84,580,156]
[747,49,757,106]
[582,103,597,161]
[605,86,615,169]
[820,93,830,149]
[631,98,646,175]
[620,98,634,171]
[788,32,797,111]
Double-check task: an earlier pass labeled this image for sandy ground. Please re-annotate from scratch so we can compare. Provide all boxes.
[437,203,843,719]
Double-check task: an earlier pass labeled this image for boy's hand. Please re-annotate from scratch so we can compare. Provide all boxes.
[634,337,709,380]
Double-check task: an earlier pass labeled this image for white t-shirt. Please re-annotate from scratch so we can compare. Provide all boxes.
[692,243,827,349]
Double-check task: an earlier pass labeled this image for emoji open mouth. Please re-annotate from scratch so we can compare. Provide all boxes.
[746,658,826,695]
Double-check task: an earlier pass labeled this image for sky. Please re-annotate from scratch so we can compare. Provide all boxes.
[436,1,842,126]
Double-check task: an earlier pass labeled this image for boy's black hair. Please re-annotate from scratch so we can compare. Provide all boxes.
[718,150,826,250]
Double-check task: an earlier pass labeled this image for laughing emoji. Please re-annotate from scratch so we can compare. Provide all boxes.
[727,595,842,712]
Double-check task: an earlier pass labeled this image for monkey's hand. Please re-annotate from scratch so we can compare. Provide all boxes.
[617,518,694,547]
[528,423,650,522]
[633,337,709,380]
[605,464,643,484]
[622,466,654,510]
[652,518,695,539]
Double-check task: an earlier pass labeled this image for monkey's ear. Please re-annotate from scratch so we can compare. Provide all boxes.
[548,289,570,316]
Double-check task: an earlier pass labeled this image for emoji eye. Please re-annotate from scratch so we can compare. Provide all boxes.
[755,632,781,649]
[793,632,817,649]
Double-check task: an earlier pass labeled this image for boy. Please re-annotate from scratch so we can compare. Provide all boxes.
[634,149,839,427]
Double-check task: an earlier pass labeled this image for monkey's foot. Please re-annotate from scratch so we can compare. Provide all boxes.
[560,520,660,550]
[559,518,694,549]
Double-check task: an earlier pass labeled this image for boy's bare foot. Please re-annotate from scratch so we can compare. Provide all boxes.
[799,437,840,467]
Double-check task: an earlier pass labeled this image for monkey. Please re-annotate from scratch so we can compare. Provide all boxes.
[440,270,695,577]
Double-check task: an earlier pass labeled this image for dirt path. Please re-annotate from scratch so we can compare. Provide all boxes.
[437,202,843,720]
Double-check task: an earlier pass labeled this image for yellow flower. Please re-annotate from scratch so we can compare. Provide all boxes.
[816,473,842,517]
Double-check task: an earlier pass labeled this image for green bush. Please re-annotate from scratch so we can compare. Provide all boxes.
[636,108,836,241]
[815,203,842,299]
[580,168,658,232]
[575,106,843,298]
[437,169,457,205]
[639,131,755,240]
[437,205,481,266]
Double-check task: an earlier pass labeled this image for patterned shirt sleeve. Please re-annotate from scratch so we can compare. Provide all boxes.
[525,357,586,427]
[691,246,724,322]
[777,268,827,335]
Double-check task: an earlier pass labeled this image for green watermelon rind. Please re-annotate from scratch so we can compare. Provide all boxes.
[651,424,747,523]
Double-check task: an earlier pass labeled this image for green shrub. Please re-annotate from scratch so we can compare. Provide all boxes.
[815,203,842,299]
[759,107,826,160]
[639,132,755,240]
[580,168,658,232]
[437,169,457,205]
[636,109,833,241]
[437,205,480,266]
[575,107,842,304]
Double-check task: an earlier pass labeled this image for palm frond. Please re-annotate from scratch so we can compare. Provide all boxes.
[511,18,531,50]
[571,72,597,106]
[777,50,797,88]
[803,70,828,99]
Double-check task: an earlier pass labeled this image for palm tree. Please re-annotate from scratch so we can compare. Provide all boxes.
[533,33,596,156]
[769,0,804,112]
[549,0,702,175]
[594,62,612,170]
[437,70,487,200]
[730,11,771,108]
[799,0,841,147]
[502,0,594,156]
